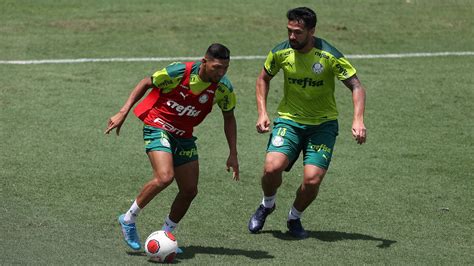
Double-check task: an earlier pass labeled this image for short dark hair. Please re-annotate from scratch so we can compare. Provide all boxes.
[205,43,230,60]
[287,7,317,29]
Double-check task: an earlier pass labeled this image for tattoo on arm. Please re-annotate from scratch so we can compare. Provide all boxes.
[342,75,362,91]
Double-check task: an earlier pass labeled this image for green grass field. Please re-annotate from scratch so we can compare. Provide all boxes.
[1,0,473,264]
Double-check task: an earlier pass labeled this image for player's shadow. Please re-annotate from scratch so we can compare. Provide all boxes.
[126,251,146,257]
[267,230,397,248]
[126,246,274,262]
[126,251,181,264]
[177,245,274,260]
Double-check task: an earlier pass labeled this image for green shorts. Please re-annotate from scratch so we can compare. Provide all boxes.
[143,125,198,167]
[267,118,338,171]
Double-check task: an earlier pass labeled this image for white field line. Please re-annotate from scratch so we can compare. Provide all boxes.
[0,51,473,65]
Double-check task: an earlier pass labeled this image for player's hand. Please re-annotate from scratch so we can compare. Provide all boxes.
[256,114,271,133]
[352,120,366,145]
[226,153,240,181]
[104,111,127,136]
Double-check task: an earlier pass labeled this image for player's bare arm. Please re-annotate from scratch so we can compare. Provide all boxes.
[222,110,240,180]
[342,74,367,144]
[255,69,273,133]
[105,77,154,135]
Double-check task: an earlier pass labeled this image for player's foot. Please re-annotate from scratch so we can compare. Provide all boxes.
[287,218,308,239]
[248,204,275,233]
[118,214,141,250]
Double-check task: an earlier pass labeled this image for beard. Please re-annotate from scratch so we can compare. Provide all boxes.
[209,75,223,83]
[289,37,310,50]
[210,77,221,83]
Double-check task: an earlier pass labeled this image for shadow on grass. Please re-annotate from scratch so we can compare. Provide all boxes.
[126,251,146,256]
[127,246,274,261]
[126,251,179,264]
[264,230,396,248]
[177,245,274,260]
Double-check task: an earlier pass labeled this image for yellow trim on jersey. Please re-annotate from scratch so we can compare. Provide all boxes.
[151,62,236,112]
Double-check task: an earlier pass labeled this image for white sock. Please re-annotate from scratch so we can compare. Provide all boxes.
[124,200,141,224]
[162,215,178,232]
[288,205,302,221]
[261,194,276,208]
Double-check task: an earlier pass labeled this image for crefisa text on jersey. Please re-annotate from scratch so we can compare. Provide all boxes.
[287,77,324,88]
[166,100,201,117]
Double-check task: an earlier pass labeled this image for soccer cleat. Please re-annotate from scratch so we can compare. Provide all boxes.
[248,204,276,233]
[287,218,308,239]
[118,214,141,250]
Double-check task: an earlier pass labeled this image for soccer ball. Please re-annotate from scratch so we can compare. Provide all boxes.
[144,230,178,263]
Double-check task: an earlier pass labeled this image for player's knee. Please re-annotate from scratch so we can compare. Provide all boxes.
[152,170,174,187]
[303,172,324,187]
[179,186,198,200]
[263,161,285,176]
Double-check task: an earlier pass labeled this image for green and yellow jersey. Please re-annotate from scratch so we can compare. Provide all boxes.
[151,61,236,112]
[264,37,356,125]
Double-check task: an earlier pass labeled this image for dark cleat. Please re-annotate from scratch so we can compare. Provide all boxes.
[287,218,308,239]
[248,204,275,233]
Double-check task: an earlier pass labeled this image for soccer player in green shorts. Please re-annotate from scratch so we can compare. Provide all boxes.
[105,43,239,252]
[248,7,367,238]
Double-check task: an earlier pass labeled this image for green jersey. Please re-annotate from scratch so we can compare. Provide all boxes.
[152,61,236,112]
[264,37,356,125]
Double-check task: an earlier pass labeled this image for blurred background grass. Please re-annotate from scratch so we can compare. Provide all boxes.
[1,0,473,264]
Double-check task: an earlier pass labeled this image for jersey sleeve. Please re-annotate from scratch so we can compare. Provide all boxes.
[215,77,236,112]
[151,62,184,92]
[263,50,281,77]
[331,56,357,80]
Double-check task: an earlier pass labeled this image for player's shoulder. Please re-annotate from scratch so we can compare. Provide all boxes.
[164,62,186,78]
[190,61,201,75]
[217,75,234,93]
[314,37,344,59]
[165,60,202,78]
[271,40,293,54]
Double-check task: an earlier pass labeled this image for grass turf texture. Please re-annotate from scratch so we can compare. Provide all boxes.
[1,0,473,264]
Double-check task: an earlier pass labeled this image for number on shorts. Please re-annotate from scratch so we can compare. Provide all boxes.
[277,127,287,136]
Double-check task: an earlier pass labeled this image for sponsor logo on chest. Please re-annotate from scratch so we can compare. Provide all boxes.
[287,77,324,88]
[166,100,201,117]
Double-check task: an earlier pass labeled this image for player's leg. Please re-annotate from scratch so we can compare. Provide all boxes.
[118,151,174,250]
[160,162,198,255]
[248,152,289,233]
[287,165,326,239]
[164,160,199,231]
[138,151,175,207]
[262,152,288,197]
[249,119,300,233]
[293,165,326,212]
[119,126,175,250]
[287,120,338,238]
[160,136,199,233]
[160,137,199,255]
